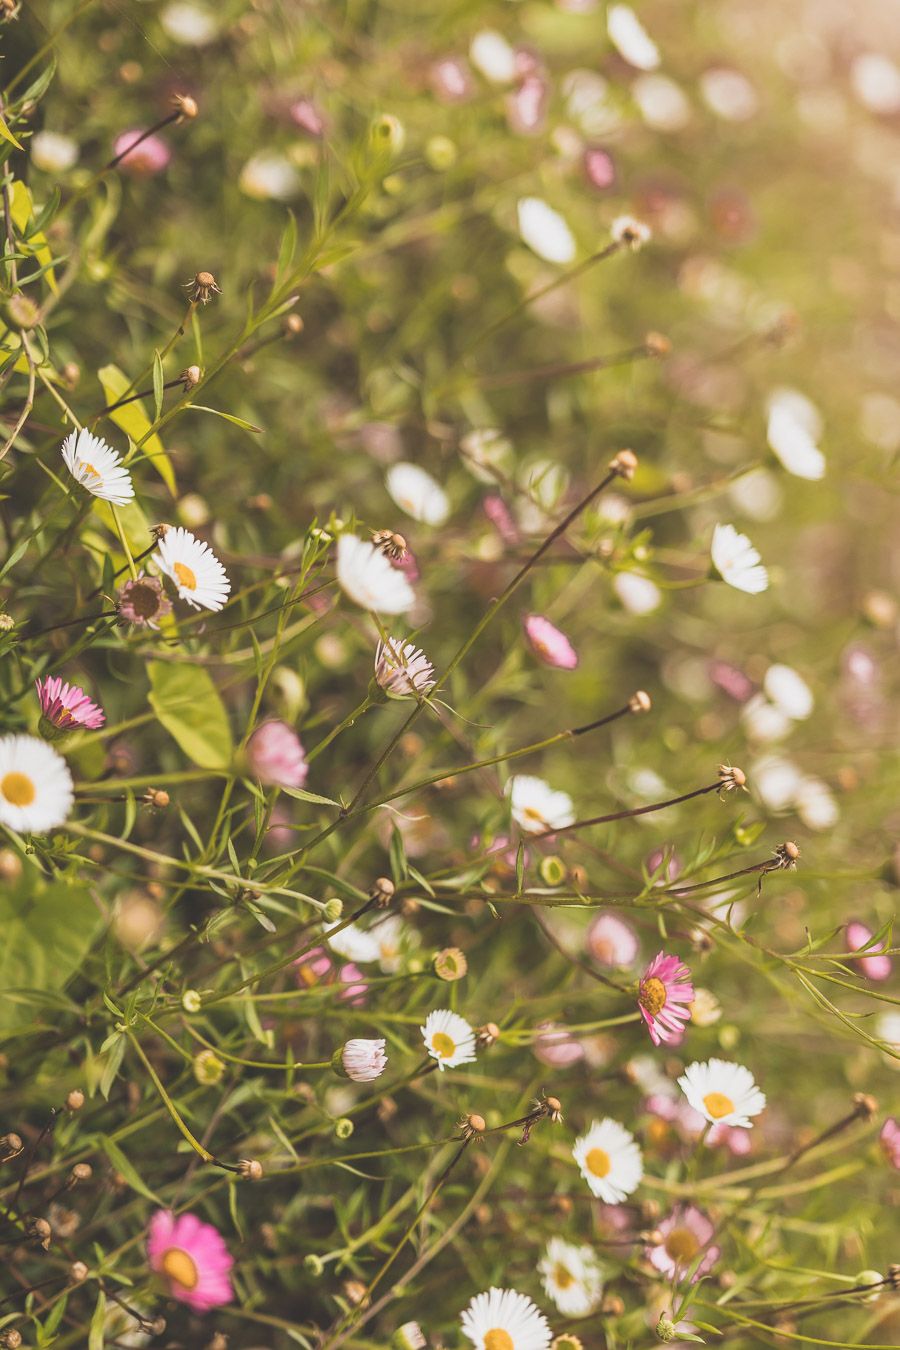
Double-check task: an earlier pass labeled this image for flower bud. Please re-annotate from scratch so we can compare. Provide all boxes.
[182,989,202,1013]
[323,897,343,922]
[335,1117,354,1140]
[433,947,467,981]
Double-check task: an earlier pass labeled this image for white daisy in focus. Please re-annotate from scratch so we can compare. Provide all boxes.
[323,921,381,964]
[460,1287,552,1350]
[711,523,768,594]
[678,1058,766,1129]
[539,1238,603,1317]
[154,526,231,612]
[572,1117,643,1203]
[764,664,813,720]
[0,734,74,833]
[507,774,575,834]
[385,462,449,526]
[336,535,415,614]
[607,4,660,70]
[766,389,825,480]
[62,429,134,505]
[517,197,577,265]
[421,1008,477,1071]
[469,30,517,84]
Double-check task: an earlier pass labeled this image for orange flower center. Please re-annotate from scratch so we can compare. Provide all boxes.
[585,1146,611,1178]
[1,771,35,807]
[161,1246,199,1290]
[484,1331,514,1350]
[703,1091,734,1119]
[80,460,100,477]
[639,975,667,1015]
[665,1227,701,1263]
[431,1032,456,1058]
[173,561,197,590]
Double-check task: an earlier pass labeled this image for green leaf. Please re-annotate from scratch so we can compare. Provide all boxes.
[151,348,164,422]
[98,1135,163,1202]
[186,404,263,434]
[148,660,233,769]
[0,112,24,151]
[9,181,57,291]
[0,876,103,1031]
[280,784,339,807]
[97,363,176,495]
[88,1289,106,1350]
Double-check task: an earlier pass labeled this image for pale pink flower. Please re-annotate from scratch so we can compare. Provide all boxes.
[35,675,105,733]
[638,952,694,1047]
[341,1038,388,1082]
[584,147,616,190]
[430,56,474,102]
[113,129,171,174]
[507,74,548,134]
[290,97,325,136]
[483,494,519,545]
[708,659,753,702]
[645,846,681,884]
[338,963,368,1007]
[846,921,892,981]
[533,1021,585,1068]
[294,946,333,988]
[647,1206,720,1282]
[587,912,638,967]
[117,572,172,629]
[880,1117,900,1169]
[246,721,308,789]
[523,614,578,670]
[147,1210,233,1312]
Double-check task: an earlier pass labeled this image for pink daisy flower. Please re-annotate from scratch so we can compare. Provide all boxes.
[113,129,171,174]
[637,952,694,1047]
[294,946,333,988]
[36,675,105,733]
[532,1021,585,1068]
[246,720,308,790]
[147,1210,234,1312]
[647,1205,720,1282]
[846,921,892,981]
[880,1117,900,1169]
[587,912,638,967]
[523,613,579,670]
[337,962,368,1007]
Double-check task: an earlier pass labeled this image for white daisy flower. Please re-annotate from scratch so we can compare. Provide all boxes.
[31,130,79,173]
[469,30,517,84]
[372,913,412,973]
[517,197,577,266]
[385,462,450,526]
[572,1117,643,1203]
[678,1058,766,1129]
[539,1238,603,1317]
[420,1008,477,1071]
[340,1038,388,1083]
[375,637,436,700]
[460,1287,552,1350]
[0,734,74,833]
[61,429,134,505]
[710,523,769,594]
[763,664,813,720]
[153,526,230,612]
[766,389,825,481]
[607,4,660,71]
[336,535,415,614]
[507,774,575,834]
[239,151,300,202]
[323,921,381,964]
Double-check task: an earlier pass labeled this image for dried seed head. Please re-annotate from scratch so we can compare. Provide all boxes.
[237,1157,264,1181]
[853,1092,877,1120]
[172,92,199,120]
[476,1022,500,1046]
[538,1093,563,1124]
[717,764,747,793]
[26,1216,52,1249]
[372,529,408,561]
[206,1335,229,1350]
[460,1112,486,1139]
[886,1265,900,1291]
[181,364,202,390]
[70,1259,89,1282]
[0,615,14,634]
[284,313,305,335]
[629,689,651,714]
[143,788,170,810]
[433,946,467,981]
[612,215,652,250]
[644,331,671,356]
[187,271,221,304]
[609,448,638,480]
[773,841,800,869]
[0,1133,23,1161]
[343,1278,369,1307]
[1,1330,23,1349]
[70,1162,92,1184]
[369,876,396,908]
[66,1088,85,1112]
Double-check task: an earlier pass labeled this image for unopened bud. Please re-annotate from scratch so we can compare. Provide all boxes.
[237,1158,263,1181]
[369,876,395,907]
[70,1260,89,1282]
[181,365,201,390]
[335,1117,354,1140]
[323,897,343,922]
[304,1253,325,1276]
[182,989,202,1013]
[655,1314,677,1343]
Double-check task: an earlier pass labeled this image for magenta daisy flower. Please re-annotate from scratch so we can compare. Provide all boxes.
[35,676,105,735]
[147,1210,234,1312]
[646,1205,720,1282]
[523,613,579,670]
[637,952,694,1047]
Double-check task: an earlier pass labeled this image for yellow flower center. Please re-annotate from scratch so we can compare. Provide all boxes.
[585,1146,611,1177]
[173,561,198,590]
[665,1227,701,1263]
[161,1247,199,1290]
[80,460,100,477]
[639,975,667,1015]
[1,771,35,807]
[522,806,545,825]
[553,1262,575,1289]
[703,1091,734,1120]
[431,1032,456,1058]
[484,1331,514,1350]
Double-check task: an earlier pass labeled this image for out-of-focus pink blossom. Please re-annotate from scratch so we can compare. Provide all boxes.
[880,1117,900,1169]
[430,56,474,102]
[533,1021,585,1068]
[246,720,308,789]
[708,659,754,702]
[338,963,368,1007]
[483,494,519,545]
[113,129,171,174]
[507,75,548,134]
[646,846,681,883]
[584,147,616,190]
[523,614,578,670]
[846,920,892,981]
[294,946,333,987]
[587,912,638,967]
[290,97,326,136]
[646,1205,720,1282]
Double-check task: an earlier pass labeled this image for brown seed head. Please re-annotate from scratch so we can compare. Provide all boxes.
[237,1157,264,1181]
[718,764,747,792]
[144,788,170,810]
[188,271,221,304]
[70,1260,89,1282]
[66,1088,85,1112]
[372,529,408,561]
[1,1330,23,1349]
[70,1162,92,1184]
[476,1022,501,1046]
[0,1133,23,1160]
[27,1217,52,1248]
[629,689,652,714]
[609,448,638,480]
[644,331,671,356]
[284,313,305,335]
[853,1092,877,1120]
[369,876,395,907]
[172,92,199,120]
[181,364,202,390]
